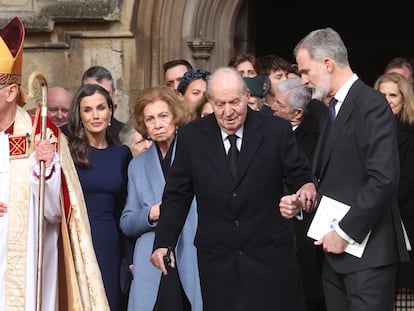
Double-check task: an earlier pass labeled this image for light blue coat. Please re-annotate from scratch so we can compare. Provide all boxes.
[120,142,202,311]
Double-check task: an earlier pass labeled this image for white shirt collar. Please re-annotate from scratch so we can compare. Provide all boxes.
[221,127,244,151]
[221,127,244,141]
[334,73,358,103]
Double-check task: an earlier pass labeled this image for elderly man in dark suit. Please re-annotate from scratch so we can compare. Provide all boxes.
[292,27,410,311]
[150,66,317,311]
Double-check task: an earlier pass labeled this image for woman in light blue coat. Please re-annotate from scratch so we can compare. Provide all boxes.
[120,86,202,311]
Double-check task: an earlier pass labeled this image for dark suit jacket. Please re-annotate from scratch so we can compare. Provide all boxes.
[259,103,273,115]
[307,99,328,129]
[154,109,313,311]
[396,120,414,288]
[294,113,320,165]
[293,114,324,300]
[109,117,126,144]
[313,78,409,274]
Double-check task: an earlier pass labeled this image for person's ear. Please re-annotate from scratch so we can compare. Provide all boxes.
[245,88,251,100]
[294,108,304,119]
[6,84,19,103]
[324,58,335,73]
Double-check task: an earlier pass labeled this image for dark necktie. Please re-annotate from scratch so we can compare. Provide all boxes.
[328,97,338,125]
[227,134,239,176]
[316,98,338,177]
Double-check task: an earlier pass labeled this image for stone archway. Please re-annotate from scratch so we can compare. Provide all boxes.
[134,0,245,89]
[3,0,246,119]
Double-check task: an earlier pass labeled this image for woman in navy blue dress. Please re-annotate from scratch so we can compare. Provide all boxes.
[68,84,132,311]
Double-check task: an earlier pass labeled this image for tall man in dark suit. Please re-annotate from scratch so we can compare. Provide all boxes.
[150,67,317,311]
[292,27,410,311]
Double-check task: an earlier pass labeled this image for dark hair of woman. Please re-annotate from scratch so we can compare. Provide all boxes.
[68,84,114,168]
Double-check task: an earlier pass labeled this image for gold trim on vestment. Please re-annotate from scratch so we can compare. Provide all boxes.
[58,134,110,310]
[6,105,34,310]
[0,73,21,85]
[5,107,110,310]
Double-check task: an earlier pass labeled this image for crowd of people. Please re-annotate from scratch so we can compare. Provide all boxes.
[2,16,414,311]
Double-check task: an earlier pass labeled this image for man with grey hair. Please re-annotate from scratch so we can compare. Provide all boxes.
[151,66,317,311]
[272,78,320,160]
[272,77,325,311]
[292,27,409,311]
[272,78,311,124]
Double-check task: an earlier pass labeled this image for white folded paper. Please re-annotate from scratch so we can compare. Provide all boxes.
[401,220,412,251]
[307,195,370,258]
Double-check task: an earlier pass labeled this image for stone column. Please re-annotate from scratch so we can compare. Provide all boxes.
[187,38,215,70]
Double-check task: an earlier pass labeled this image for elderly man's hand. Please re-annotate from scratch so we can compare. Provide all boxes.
[279,182,317,219]
[150,247,175,275]
[279,194,301,219]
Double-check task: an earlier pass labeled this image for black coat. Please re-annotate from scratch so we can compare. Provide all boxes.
[154,109,313,311]
[396,120,414,288]
[293,113,324,300]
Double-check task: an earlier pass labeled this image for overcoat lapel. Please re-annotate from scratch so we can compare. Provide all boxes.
[201,110,263,188]
[233,111,262,185]
[202,117,234,188]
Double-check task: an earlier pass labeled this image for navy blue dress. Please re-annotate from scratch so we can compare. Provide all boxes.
[77,143,131,311]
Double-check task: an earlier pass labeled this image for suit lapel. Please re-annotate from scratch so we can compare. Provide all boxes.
[312,112,329,176]
[233,110,262,185]
[202,116,235,188]
[202,110,263,188]
[318,82,359,180]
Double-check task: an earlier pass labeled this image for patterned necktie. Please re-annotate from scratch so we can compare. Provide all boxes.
[227,134,239,176]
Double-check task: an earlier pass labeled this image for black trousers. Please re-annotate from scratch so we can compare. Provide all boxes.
[323,258,397,311]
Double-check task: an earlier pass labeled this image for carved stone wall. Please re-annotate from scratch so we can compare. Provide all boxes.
[0,0,245,121]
